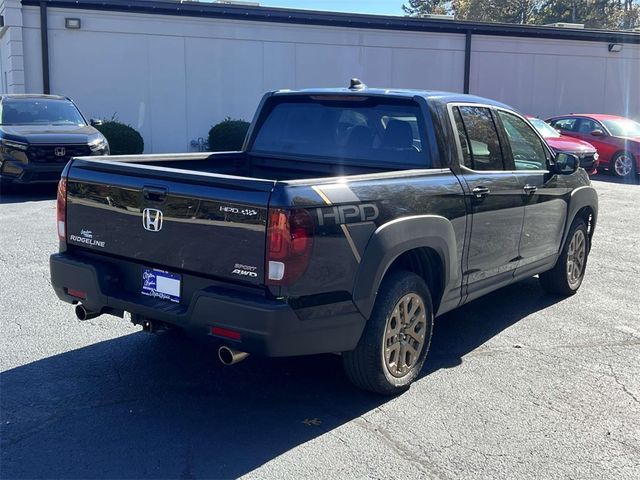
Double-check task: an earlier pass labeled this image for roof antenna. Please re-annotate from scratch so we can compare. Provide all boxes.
[349,78,367,90]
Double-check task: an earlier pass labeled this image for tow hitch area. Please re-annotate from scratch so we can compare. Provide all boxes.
[128,313,173,334]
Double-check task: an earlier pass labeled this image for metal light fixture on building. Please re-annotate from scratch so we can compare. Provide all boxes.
[65,18,81,29]
[608,43,623,53]
[424,13,455,20]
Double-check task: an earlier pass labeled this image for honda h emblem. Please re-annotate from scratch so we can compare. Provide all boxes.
[54,147,66,157]
[142,208,163,232]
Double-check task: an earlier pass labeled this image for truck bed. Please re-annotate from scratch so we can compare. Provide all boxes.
[93,151,405,182]
[62,149,405,292]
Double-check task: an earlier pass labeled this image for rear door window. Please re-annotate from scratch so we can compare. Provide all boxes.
[550,118,577,132]
[452,107,473,169]
[453,106,505,171]
[575,118,601,135]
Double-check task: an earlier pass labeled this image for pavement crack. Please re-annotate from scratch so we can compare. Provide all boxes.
[608,437,640,454]
[355,416,450,479]
[328,430,350,448]
[606,364,640,405]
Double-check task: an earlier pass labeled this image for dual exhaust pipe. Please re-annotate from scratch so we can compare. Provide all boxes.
[74,304,249,365]
[75,303,100,321]
[218,346,249,366]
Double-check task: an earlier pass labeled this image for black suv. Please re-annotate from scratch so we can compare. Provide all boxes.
[0,94,109,186]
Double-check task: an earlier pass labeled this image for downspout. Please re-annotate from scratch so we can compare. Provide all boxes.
[39,1,50,94]
[463,30,472,94]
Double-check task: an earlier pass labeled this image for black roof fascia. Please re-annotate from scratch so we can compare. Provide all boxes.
[22,0,640,45]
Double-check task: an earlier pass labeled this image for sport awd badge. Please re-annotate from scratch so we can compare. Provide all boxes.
[231,263,258,278]
[142,208,163,232]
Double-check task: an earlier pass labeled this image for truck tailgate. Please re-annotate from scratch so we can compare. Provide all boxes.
[64,159,274,286]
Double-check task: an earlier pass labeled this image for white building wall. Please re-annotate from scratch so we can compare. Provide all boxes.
[15,6,640,153]
[469,35,640,120]
[0,0,26,93]
[20,7,465,152]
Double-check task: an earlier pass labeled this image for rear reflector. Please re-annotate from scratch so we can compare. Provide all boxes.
[210,326,242,341]
[56,178,67,241]
[66,288,86,299]
[268,261,285,281]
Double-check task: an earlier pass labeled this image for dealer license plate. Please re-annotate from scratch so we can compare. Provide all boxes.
[141,268,181,303]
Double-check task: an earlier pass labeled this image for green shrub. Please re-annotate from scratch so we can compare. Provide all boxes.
[208,117,250,152]
[95,120,144,155]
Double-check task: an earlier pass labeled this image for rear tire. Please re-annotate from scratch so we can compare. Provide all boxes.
[539,218,589,296]
[343,271,434,395]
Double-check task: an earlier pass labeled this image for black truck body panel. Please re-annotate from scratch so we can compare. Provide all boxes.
[65,156,274,286]
[50,252,367,356]
[50,87,598,358]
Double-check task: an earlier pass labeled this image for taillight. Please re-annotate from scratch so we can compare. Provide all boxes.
[57,178,67,241]
[266,208,314,285]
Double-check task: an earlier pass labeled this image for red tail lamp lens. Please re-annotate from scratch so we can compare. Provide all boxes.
[266,208,314,285]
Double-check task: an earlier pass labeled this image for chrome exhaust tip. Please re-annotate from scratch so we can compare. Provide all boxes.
[218,346,249,366]
[141,319,156,333]
[75,303,100,321]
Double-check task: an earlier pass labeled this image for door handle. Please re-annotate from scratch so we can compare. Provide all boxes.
[471,186,490,198]
[523,184,538,195]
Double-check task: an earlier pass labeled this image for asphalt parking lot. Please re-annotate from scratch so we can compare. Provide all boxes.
[1,176,639,480]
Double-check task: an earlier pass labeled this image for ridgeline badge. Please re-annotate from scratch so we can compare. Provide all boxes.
[69,229,106,248]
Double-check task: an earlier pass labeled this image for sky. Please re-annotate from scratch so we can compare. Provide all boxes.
[257,0,406,16]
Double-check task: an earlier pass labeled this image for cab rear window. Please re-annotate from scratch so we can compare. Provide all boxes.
[251,97,433,168]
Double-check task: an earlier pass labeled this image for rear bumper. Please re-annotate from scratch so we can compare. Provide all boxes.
[0,160,65,184]
[50,253,367,357]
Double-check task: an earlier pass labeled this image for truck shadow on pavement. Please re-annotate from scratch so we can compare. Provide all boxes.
[1,278,562,479]
[0,184,58,204]
[424,277,560,373]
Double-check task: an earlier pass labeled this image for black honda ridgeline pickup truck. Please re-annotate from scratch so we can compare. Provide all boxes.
[50,81,598,394]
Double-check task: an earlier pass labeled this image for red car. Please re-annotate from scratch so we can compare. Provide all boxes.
[546,114,640,178]
[527,116,599,175]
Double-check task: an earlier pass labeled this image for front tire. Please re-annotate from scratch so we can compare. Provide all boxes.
[343,271,434,395]
[611,151,636,178]
[539,218,589,296]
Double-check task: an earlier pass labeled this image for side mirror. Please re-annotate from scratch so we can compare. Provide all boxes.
[591,129,604,137]
[90,118,103,127]
[553,152,580,174]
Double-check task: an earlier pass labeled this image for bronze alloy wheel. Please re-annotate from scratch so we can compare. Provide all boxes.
[342,270,434,394]
[382,293,427,378]
[566,228,587,289]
